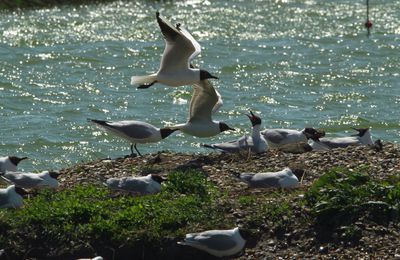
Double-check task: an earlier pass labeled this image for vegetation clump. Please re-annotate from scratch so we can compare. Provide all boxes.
[305,167,400,241]
[0,170,227,259]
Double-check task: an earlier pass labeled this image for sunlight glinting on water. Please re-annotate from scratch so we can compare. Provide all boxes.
[0,0,399,170]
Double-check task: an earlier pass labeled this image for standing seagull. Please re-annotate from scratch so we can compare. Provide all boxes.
[261,128,325,148]
[202,111,268,153]
[88,119,177,156]
[178,227,250,258]
[168,79,235,137]
[0,156,28,173]
[1,171,60,189]
[0,185,26,209]
[131,12,218,89]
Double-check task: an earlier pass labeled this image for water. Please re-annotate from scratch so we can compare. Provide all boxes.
[0,0,399,171]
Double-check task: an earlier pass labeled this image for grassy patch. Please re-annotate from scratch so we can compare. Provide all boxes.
[0,170,227,259]
[305,167,400,241]
[237,190,299,235]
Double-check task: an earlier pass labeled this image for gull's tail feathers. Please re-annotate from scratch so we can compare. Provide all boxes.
[131,74,157,85]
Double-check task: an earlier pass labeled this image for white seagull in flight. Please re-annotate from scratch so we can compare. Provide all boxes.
[131,12,218,89]
[167,79,234,137]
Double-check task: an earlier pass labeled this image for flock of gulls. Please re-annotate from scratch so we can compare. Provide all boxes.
[1,12,382,259]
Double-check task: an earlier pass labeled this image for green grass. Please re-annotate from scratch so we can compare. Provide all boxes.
[305,167,400,240]
[0,170,227,259]
[237,190,297,234]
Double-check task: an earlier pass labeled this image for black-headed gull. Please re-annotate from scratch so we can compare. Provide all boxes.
[0,185,26,209]
[202,111,267,153]
[0,156,28,173]
[131,12,218,89]
[105,174,166,195]
[309,127,373,151]
[239,167,304,188]
[261,128,325,148]
[1,171,60,189]
[88,119,177,156]
[167,79,234,137]
[177,227,250,258]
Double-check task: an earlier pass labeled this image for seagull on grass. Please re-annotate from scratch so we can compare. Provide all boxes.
[239,167,304,188]
[178,227,251,258]
[131,12,218,89]
[202,111,267,153]
[105,174,166,195]
[88,119,177,156]
[1,171,60,189]
[0,156,28,173]
[167,79,234,137]
[0,185,26,209]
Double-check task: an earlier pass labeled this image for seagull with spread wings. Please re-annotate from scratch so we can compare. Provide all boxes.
[131,12,218,89]
[167,79,234,137]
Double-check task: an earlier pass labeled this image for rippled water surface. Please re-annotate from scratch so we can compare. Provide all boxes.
[1,0,399,171]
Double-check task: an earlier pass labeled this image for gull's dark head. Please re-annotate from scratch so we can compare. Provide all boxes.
[160,128,178,139]
[9,156,28,166]
[200,69,219,80]
[303,128,325,140]
[219,122,235,133]
[14,186,28,196]
[150,174,167,184]
[291,168,305,180]
[246,111,262,127]
[351,127,370,137]
[238,227,259,248]
[49,171,60,179]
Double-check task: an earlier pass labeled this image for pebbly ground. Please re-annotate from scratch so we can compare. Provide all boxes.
[55,142,400,259]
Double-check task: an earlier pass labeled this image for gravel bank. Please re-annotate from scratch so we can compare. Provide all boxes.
[55,142,400,259]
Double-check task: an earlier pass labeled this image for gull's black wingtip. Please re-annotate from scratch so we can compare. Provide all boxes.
[88,118,108,126]
[156,11,160,18]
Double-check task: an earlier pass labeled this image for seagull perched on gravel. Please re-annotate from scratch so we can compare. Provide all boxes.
[1,171,60,189]
[88,119,177,156]
[0,185,26,209]
[261,128,325,148]
[0,156,28,173]
[131,12,218,89]
[105,174,166,195]
[239,167,304,188]
[309,127,373,151]
[167,79,235,137]
[178,227,250,258]
[202,111,267,153]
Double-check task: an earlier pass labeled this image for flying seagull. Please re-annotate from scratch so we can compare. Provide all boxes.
[203,111,268,153]
[131,12,218,89]
[88,119,177,156]
[167,79,234,137]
